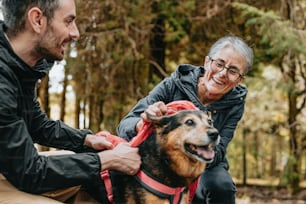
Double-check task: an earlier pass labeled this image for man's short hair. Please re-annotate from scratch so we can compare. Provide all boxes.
[1,0,59,35]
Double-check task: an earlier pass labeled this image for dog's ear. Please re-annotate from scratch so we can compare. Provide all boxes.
[145,111,171,127]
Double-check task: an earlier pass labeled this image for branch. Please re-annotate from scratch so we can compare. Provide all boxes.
[296,94,306,114]
[148,60,168,78]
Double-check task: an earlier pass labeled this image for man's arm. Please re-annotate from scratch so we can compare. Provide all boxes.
[0,72,96,193]
[30,100,92,152]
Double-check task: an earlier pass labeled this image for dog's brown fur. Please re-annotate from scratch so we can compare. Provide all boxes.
[92,110,220,204]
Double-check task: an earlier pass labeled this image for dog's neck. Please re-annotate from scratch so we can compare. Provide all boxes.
[139,131,193,187]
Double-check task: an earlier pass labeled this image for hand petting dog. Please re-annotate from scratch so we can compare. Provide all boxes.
[137,101,168,132]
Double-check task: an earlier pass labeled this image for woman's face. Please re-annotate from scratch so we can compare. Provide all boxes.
[201,46,247,101]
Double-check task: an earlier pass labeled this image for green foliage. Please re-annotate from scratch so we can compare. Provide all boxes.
[151,1,193,44]
[232,2,306,64]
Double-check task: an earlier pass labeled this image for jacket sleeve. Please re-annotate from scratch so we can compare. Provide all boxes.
[0,71,101,193]
[117,77,174,141]
[208,102,245,169]
[30,100,92,153]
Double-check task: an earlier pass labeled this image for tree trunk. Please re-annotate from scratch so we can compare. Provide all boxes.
[278,0,305,194]
[60,67,68,122]
[89,95,104,133]
[149,1,166,83]
[287,89,300,193]
[75,97,81,129]
[82,98,87,129]
[242,127,249,185]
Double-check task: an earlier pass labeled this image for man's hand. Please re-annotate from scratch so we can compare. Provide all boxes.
[98,143,141,175]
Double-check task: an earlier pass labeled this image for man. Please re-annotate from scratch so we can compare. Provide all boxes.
[117,36,254,203]
[0,0,141,203]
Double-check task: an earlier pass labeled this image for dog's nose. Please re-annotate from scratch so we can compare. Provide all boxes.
[207,129,219,141]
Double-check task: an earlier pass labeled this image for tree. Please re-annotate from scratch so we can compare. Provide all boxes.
[73,0,154,132]
[233,1,306,193]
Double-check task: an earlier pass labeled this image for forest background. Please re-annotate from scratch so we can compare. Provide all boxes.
[1,0,306,202]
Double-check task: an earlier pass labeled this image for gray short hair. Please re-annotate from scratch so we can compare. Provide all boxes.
[1,0,59,35]
[208,36,254,74]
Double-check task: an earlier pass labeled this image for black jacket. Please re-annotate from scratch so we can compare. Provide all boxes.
[117,64,247,168]
[0,21,101,193]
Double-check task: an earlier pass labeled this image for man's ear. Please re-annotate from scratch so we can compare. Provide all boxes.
[27,7,46,33]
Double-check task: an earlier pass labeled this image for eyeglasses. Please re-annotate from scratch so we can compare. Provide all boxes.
[209,56,244,82]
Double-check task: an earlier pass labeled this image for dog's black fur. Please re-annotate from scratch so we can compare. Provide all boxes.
[88,110,220,204]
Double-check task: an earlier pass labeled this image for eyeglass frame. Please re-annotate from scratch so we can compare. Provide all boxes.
[208,56,245,81]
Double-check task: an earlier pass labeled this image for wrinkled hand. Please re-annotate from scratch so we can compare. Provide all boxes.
[98,143,141,175]
[136,101,167,132]
[84,133,113,151]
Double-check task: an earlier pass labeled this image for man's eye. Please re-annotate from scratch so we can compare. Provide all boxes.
[65,19,74,26]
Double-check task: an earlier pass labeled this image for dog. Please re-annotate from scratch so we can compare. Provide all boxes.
[90,108,220,204]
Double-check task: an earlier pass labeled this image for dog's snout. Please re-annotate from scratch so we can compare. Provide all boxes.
[207,129,219,141]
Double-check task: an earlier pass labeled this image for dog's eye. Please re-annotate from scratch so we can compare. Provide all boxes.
[185,119,194,126]
[207,119,214,126]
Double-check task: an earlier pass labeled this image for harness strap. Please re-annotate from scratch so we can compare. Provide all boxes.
[97,131,125,204]
[100,170,114,204]
[188,177,200,203]
[135,170,185,204]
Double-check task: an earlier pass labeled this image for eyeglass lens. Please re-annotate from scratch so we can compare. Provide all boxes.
[210,59,241,82]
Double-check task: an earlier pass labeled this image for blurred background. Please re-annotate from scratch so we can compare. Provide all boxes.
[1,0,305,202]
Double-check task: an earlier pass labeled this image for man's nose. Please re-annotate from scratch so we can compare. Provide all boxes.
[70,23,80,39]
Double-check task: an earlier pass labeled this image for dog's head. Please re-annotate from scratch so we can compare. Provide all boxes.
[146,110,220,181]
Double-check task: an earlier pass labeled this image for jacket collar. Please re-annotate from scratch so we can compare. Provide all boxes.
[0,20,54,81]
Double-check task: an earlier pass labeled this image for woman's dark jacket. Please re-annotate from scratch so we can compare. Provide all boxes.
[0,21,101,193]
[117,64,247,168]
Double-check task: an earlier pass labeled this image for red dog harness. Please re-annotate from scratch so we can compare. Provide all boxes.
[98,100,200,204]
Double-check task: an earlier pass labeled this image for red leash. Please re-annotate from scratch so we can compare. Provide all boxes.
[98,100,200,204]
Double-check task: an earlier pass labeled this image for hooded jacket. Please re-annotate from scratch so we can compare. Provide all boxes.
[0,20,101,193]
[117,64,247,168]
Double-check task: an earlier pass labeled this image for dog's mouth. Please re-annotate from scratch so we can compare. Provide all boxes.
[185,143,215,162]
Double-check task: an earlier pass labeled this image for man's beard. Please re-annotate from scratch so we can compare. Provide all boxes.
[34,27,66,61]
[35,45,63,61]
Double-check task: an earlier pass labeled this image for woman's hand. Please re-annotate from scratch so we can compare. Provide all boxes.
[84,134,113,150]
[136,101,167,132]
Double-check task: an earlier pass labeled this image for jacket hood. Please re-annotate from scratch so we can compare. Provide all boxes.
[172,64,248,110]
[0,20,54,81]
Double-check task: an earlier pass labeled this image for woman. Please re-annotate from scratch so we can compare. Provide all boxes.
[117,36,254,203]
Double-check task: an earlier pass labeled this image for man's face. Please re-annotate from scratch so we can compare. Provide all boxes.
[35,0,79,61]
[202,46,247,100]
